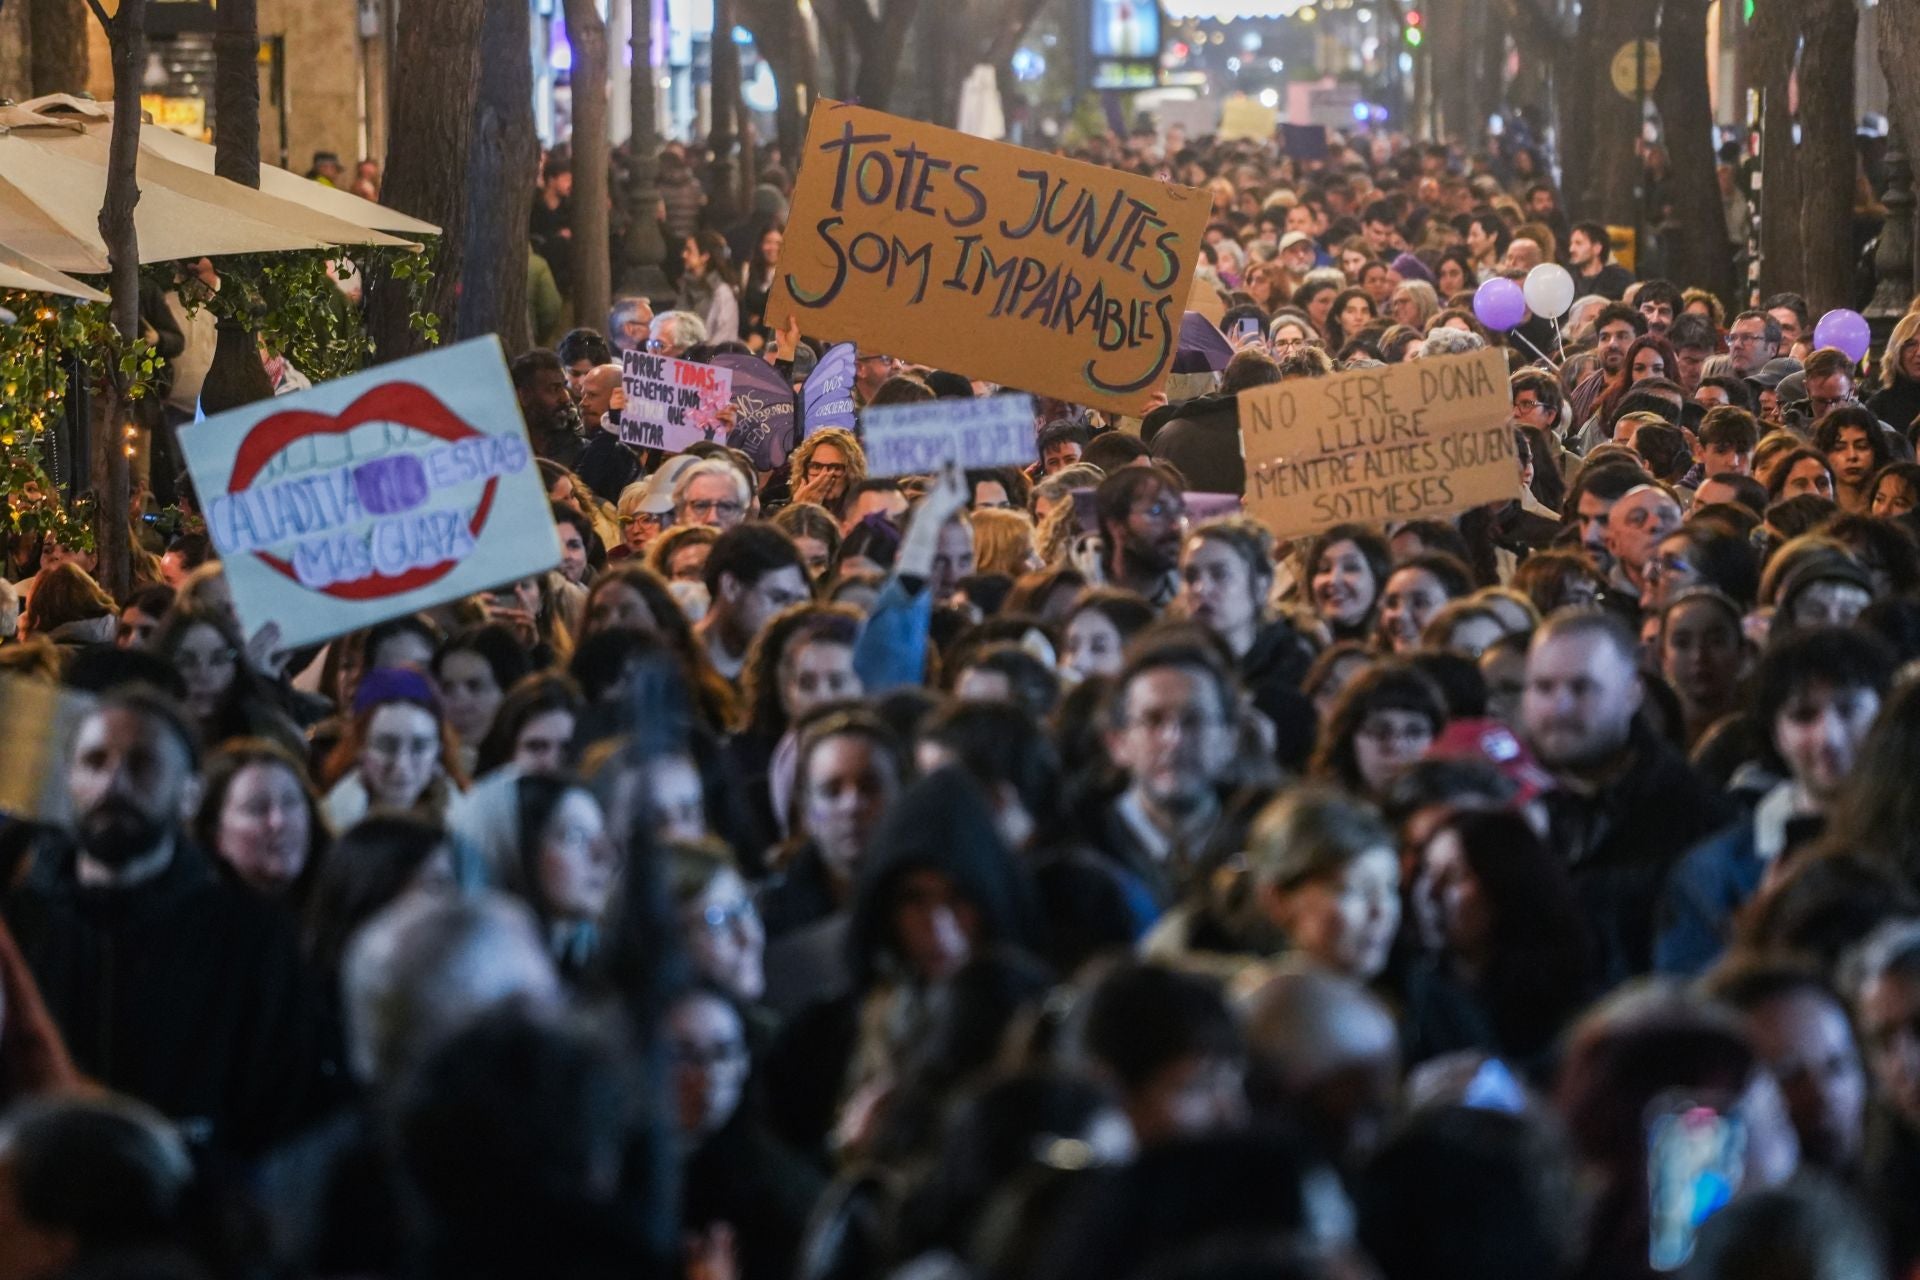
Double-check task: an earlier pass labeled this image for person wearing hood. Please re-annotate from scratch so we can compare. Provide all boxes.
[761,765,1042,1161]
[1145,349,1283,496]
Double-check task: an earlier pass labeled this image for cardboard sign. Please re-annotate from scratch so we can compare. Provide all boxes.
[1217,95,1278,142]
[713,352,797,471]
[764,100,1210,418]
[803,342,859,436]
[1237,348,1519,540]
[0,678,93,826]
[861,393,1038,477]
[619,351,735,452]
[179,337,563,650]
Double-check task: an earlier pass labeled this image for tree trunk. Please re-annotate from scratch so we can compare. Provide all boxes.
[1881,0,1920,293]
[1656,0,1733,303]
[0,0,33,101]
[367,0,486,361]
[29,0,86,96]
[1748,0,1803,299]
[1431,0,1472,143]
[1796,0,1857,316]
[706,0,742,229]
[839,0,920,113]
[93,0,145,602]
[458,0,536,352]
[561,0,612,330]
[622,0,670,298]
[214,0,261,187]
[1553,0,1596,217]
[1579,0,1656,228]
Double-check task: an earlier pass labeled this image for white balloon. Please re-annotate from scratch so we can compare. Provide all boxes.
[1523,263,1576,319]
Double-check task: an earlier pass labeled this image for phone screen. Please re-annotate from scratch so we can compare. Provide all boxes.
[1647,1099,1745,1271]
[1237,318,1261,343]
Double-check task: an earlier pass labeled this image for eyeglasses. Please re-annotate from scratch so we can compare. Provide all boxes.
[1728,333,1769,346]
[1126,709,1223,738]
[672,1039,750,1069]
[1359,720,1434,747]
[1131,500,1186,523]
[694,899,757,933]
[806,461,849,476]
[685,499,745,518]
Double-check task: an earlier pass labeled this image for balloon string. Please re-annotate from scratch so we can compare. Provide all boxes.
[1509,329,1561,370]
[1552,316,1565,362]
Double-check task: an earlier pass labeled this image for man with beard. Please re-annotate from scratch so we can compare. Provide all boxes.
[1564,304,1649,429]
[4,688,330,1155]
[1095,466,1187,607]
[1076,640,1257,910]
[1521,612,1730,985]
[512,349,582,471]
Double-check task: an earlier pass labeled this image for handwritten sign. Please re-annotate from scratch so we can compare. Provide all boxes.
[803,342,859,436]
[178,337,562,651]
[620,351,735,452]
[1237,349,1518,540]
[1217,94,1278,142]
[764,100,1210,418]
[861,393,1038,478]
[713,352,797,471]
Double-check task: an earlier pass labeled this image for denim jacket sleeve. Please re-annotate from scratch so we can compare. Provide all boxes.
[853,574,930,693]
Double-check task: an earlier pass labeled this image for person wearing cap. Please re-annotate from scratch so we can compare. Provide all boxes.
[1656,628,1896,974]
[6,687,332,1155]
[1746,357,1801,422]
[1761,537,1877,635]
[1278,230,1318,277]
[321,668,467,831]
[612,477,670,562]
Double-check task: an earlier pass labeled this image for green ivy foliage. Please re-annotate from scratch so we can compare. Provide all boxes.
[3,240,439,557]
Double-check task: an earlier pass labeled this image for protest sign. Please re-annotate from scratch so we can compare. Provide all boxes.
[861,393,1038,477]
[803,342,859,436]
[763,99,1210,419]
[1217,95,1278,142]
[619,351,735,452]
[712,352,797,470]
[1237,349,1518,541]
[178,337,562,651]
[0,678,92,826]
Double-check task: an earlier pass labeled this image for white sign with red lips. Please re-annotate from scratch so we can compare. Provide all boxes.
[178,337,562,650]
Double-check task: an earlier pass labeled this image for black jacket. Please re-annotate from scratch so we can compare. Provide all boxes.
[762,770,1042,1157]
[5,837,334,1155]
[1145,391,1249,495]
[1240,620,1319,772]
[1538,722,1734,986]
[576,427,643,505]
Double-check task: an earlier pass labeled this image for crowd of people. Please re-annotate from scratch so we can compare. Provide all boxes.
[5,121,1920,1280]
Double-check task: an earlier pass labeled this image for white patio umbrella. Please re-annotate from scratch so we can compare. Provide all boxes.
[16,94,440,239]
[0,243,110,303]
[0,127,334,274]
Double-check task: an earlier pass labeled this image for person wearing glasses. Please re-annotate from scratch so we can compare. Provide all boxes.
[672,459,753,531]
[853,351,900,405]
[1726,310,1783,379]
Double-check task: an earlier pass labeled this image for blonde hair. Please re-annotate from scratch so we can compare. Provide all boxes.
[786,427,869,494]
[970,507,1037,578]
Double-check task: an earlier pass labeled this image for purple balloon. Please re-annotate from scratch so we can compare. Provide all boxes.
[1473,277,1528,332]
[1813,308,1872,364]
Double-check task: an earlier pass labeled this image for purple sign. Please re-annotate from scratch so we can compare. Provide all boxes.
[713,352,798,472]
[803,343,859,437]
